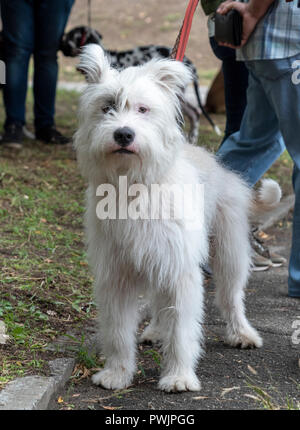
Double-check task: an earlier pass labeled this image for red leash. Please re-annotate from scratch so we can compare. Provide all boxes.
[171,0,222,136]
[171,0,200,61]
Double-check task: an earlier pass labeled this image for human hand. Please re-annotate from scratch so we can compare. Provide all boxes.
[216,1,261,49]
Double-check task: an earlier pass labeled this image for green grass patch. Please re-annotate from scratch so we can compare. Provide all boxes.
[0,89,96,387]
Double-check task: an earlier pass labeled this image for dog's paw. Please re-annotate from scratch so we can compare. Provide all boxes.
[158,373,201,393]
[226,326,263,349]
[139,324,161,345]
[92,368,132,390]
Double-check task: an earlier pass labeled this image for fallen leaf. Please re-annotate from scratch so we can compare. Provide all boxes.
[72,364,91,382]
[258,231,269,240]
[46,310,57,316]
[247,364,257,375]
[102,405,118,410]
[244,394,260,401]
[221,386,240,398]
[192,396,209,400]
[57,396,64,403]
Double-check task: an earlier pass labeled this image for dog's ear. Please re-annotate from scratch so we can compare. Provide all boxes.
[143,59,192,94]
[76,44,111,84]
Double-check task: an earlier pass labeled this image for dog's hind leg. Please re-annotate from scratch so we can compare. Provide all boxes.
[139,297,163,345]
[181,100,200,145]
[155,270,204,392]
[212,200,263,349]
[92,283,139,390]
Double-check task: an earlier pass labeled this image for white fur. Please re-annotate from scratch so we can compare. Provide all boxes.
[258,178,282,206]
[74,45,270,393]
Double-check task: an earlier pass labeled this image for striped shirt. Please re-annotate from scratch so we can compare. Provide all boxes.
[237,0,300,61]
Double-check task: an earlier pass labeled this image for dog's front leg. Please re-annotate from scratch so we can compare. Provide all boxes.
[157,271,204,393]
[92,285,139,390]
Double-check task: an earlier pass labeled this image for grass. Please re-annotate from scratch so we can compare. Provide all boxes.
[0,88,96,386]
[0,79,294,390]
[245,380,300,410]
[198,68,219,87]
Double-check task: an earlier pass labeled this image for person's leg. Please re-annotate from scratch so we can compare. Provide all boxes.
[33,0,74,132]
[222,58,248,141]
[0,0,34,127]
[209,37,248,142]
[289,165,300,297]
[217,65,285,187]
[257,54,300,297]
[216,63,286,272]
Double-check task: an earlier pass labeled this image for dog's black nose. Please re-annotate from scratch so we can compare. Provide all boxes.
[113,127,135,147]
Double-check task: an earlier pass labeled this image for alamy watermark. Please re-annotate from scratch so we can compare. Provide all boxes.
[0,60,5,84]
[291,318,300,345]
[292,60,300,85]
[95,176,205,231]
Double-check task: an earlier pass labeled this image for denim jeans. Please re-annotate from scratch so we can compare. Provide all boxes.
[209,36,249,143]
[0,0,74,131]
[217,53,300,297]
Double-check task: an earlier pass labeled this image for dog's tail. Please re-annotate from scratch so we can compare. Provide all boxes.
[193,80,222,136]
[251,179,282,216]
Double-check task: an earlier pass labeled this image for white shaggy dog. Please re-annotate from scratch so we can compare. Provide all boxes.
[74,44,281,393]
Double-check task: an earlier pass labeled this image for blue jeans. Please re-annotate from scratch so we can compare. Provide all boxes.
[0,0,74,131]
[217,53,300,297]
[209,36,249,143]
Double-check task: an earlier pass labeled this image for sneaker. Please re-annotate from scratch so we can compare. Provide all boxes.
[1,123,23,149]
[251,227,286,269]
[22,126,35,140]
[251,227,271,258]
[269,251,287,267]
[251,252,272,272]
[36,126,70,145]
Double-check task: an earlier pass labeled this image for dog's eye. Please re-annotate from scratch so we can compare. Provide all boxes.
[138,106,149,114]
[102,103,116,114]
[102,106,111,114]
